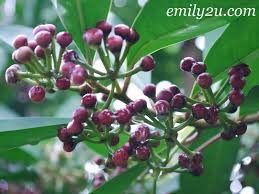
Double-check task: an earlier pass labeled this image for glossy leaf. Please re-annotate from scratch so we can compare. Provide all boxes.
[52,0,112,60]
[91,163,147,194]
[0,117,69,151]
[127,0,259,67]
[240,86,259,115]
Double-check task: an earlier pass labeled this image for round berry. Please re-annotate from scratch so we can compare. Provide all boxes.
[15,46,33,63]
[109,135,120,146]
[134,125,150,142]
[126,29,139,44]
[229,74,246,89]
[126,102,135,115]
[13,35,28,49]
[192,103,207,119]
[136,146,150,161]
[106,35,123,54]
[192,152,203,163]
[96,21,112,37]
[81,93,97,108]
[155,100,170,116]
[114,24,130,39]
[168,84,180,96]
[205,105,218,124]
[28,40,38,51]
[170,93,186,109]
[56,31,72,48]
[92,111,100,124]
[191,62,206,75]
[67,120,84,135]
[180,57,195,72]
[60,62,76,78]
[190,163,204,176]
[72,107,88,123]
[133,99,147,113]
[112,149,129,167]
[83,28,103,47]
[229,64,251,77]
[140,55,155,72]
[57,127,71,142]
[221,130,235,140]
[5,64,21,84]
[178,153,190,168]
[33,24,49,35]
[143,84,156,98]
[35,31,52,48]
[197,73,212,89]
[63,50,78,62]
[63,141,76,152]
[28,86,45,102]
[115,108,132,124]
[34,45,45,58]
[229,89,244,106]
[122,142,133,155]
[234,122,247,136]
[71,65,88,85]
[45,24,56,35]
[98,109,114,125]
[156,89,172,102]
[55,77,71,90]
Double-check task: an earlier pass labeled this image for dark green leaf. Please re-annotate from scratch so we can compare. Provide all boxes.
[240,86,259,115]
[0,117,69,151]
[91,163,147,194]
[0,169,38,181]
[52,0,112,60]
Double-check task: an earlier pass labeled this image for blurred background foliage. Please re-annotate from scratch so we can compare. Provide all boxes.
[0,0,258,194]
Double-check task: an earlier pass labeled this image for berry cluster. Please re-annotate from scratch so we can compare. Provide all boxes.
[178,152,203,176]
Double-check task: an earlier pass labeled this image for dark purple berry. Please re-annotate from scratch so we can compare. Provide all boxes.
[143,84,156,98]
[63,141,76,152]
[229,89,244,106]
[67,120,84,135]
[122,142,133,155]
[192,152,203,163]
[98,109,114,125]
[126,102,136,115]
[168,84,180,96]
[35,31,52,48]
[72,107,88,123]
[28,40,38,51]
[114,24,130,39]
[180,57,195,72]
[178,153,190,168]
[57,127,71,142]
[170,93,186,109]
[109,135,120,146]
[229,64,251,77]
[60,62,76,78]
[92,111,100,124]
[83,28,103,47]
[81,93,97,108]
[63,50,78,62]
[192,103,207,119]
[106,35,123,54]
[191,62,206,75]
[34,45,45,58]
[115,108,132,124]
[221,130,235,140]
[15,46,33,63]
[205,106,218,124]
[140,55,155,72]
[28,86,45,102]
[190,163,204,176]
[133,99,147,113]
[136,146,150,161]
[229,74,246,89]
[197,73,212,89]
[234,122,247,136]
[5,64,21,84]
[13,34,28,49]
[56,31,72,48]
[96,21,112,37]
[71,65,88,85]
[126,29,139,44]
[112,149,129,167]
[134,125,150,142]
[154,100,170,116]
[156,89,172,102]
[55,77,71,90]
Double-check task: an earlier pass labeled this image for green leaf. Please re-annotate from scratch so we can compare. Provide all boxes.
[0,117,69,151]
[0,148,37,165]
[91,163,147,194]
[127,0,258,67]
[52,0,112,60]
[240,86,259,115]
[205,16,259,93]
[0,25,33,47]
[176,129,240,194]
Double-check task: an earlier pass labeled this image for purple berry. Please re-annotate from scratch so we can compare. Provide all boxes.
[71,65,88,85]
[190,163,204,176]
[63,50,78,62]
[133,99,147,113]
[96,21,112,37]
[92,111,100,124]
[114,24,130,39]
[234,122,247,136]
[126,102,136,115]
[33,24,50,35]
[192,152,203,163]
[63,141,76,152]
[178,153,190,168]
[13,34,28,49]
[136,146,150,161]
[72,107,88,123]
[229,64,251,77]
[45,24,56,35]
[15,46,33,63]
[156,89,172,102]
[106,35,123,54]
[98,109,114,125]
[229,89,244,106]
[191,62,206,75]
[109,135,120,146]
[197,73,212,89]
[143,84,156,98]
[115,108,132,124]
[34,45,45,58]
[94,156,105,165]
[5,64,21,84]
[150,131,161,147]
[122,142,133,155]
[28,86,45,102]
[126,29,139,44]
[155,100,170,116]
[83,28,103,47]
[134,125,150,142]
[229,74,246,89]
[60,62,76,78]
[67,120,84,135]
[81,93,97,108]
[168,84,180,96]
[192,103,207,119]
[56,31,72,48]
[112,149,129,167]
[28,40,38,51]
[170,93,186,109]
[205,106,218,124]
[35,31,52,48]
[55,77,71,90]
[140,55,155,72]
[180,57,195,72]
[57,127,71,142]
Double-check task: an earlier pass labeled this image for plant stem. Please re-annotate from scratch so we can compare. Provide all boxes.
[76,60,105,75]
[57,47,65,72]
[185,96,210,106]
[215,78,229,99]
[44,48,52,72]
[117,67,141,78]
[98,48,110,72]
[173,117,195,132]
[152,171,159,194]
[174,138,193,156]
[51,40,58,73]
[102,81,116,109]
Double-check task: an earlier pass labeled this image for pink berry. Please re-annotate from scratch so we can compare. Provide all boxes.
[72,107,88,122]
[28,86,45,102]
[133,99,147,113]
[98,109,114,125]
[197,73,212,89]
[112,149,129,167]
[134,125,150,142]
[191,62,206,75]
[71,65,88,85]
[229,89,244,106]
[34,45,45,58]
[83,28,103,47]
[136,146,150,161]
[5,64,21,84]
[192,103,207,119]
[115,108,132,124]
[140,56,155,71]
[67,120,84,135]
[15,46,33,63]
[106,35,123,54]
[55,77,70,90]
[60,62,76,78]
[56,31,72,48]
[96,21,112,37]
[28,40,38,51]
[33,24,49,35]
[229,74,246,89]
[63,50,78,62]
[168,84,180,96]
[81,93,97,108]
[178,153,190,168]
[57,127,71,142]
[114,24,130,39]
[45,24,56,35]
[13,34,28,49]
[35,31,52,48]
[155,100,170,116]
